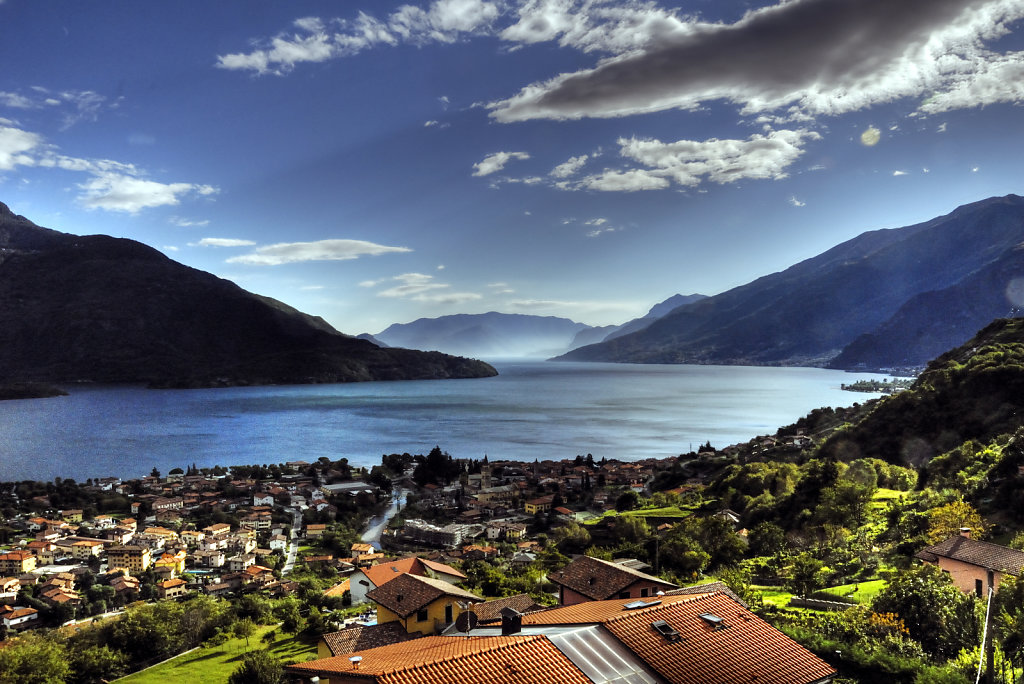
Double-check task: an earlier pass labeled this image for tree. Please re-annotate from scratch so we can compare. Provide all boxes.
[871,564,979,660]
[926,501,987,544]
[0,632,70,684]
[748,521,787,557]
[227,650,284,684]
[786,552,826,597]
[68,645,128,684]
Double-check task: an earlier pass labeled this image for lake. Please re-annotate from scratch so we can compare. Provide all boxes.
[0,361,886,482]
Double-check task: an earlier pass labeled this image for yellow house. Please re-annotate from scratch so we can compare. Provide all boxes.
[524,494,554,515]
[154,549,188,577]
[366,573,481,636]
[106,545,151,574]
[60,509,84,523]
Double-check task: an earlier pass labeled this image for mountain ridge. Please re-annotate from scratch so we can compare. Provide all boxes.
[0,202,497,387]
[555,194,1024,369]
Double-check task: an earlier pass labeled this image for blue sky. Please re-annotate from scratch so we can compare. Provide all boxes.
[3,0,1024,335]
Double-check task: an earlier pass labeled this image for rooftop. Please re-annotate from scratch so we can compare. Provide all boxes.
[548,555,678,601]
[366,573,481,619]
[915,535,1024,574]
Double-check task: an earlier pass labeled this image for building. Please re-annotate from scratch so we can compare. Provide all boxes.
[548,555,678,605]
[366,573,482,636]
[524,494,555,515]
[287,591,835,684]
[0,551,37,575]
[0,605,39,631]
[318,622,417,660]
[348,556,467,605]
[156,578,189,600]
[70,539,105,561]
[915,528,1024,595]
[106,545,152,574]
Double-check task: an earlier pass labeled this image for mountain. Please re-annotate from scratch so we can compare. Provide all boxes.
[818,317,1024,466]
[0,202,496,387]
[375,312,592,358]
[556,195,1024,369]
[602,293,707,342]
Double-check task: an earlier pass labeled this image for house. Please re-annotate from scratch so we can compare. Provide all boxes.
[180,529,206,548]
[348,556,467,605]
[228,553,256,573]
[306,523,328,539]
[366,573,482,636]
[106,545,152,573]
[286,591,835,684]
[524,494,555,515]
[70,539,105,561]
[0,605,39,631]
[60,509,84,523]
[0,551,37,575]
[915,528,1024,595]
[194,548,226,568]
[156,577,189,600]
[548,555,678,605]
[270,534,289,552]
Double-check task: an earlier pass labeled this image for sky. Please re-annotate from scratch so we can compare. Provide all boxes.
[2,0,1024,336]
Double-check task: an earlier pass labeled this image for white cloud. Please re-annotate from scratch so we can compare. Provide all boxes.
[789,196,806,207]
[0,91,36,109]
[77,173,217,213]
[191,237,256,247]
[169,216,210,227]
[893,170,908,176]
[217,0,498,75]
[489,0,1024,122]
[1,119,217,213]
[369,272,481,303]
[472,150,530,176]
[228,239,412,265]
[0,121,42,170]
[550,153,589,178]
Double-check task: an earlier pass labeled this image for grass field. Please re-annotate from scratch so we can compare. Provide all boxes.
[817,579,887,605]
[117,625,317,683]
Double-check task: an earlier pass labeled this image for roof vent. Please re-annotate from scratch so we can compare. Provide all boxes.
[349,656,362,670]
[624,599,661,610]
[651,620,682,643]
[699,613,728,630]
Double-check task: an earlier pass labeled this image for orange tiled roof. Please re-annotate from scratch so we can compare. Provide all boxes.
[525,592,835,684]
[473,594,546,624]
[324,578,351,597]
[288,634,591,684]
[418,557,466,580]
[366,573,481,619]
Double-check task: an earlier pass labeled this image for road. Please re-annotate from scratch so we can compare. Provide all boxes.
[360,488,408,550]
[282,506,302,575]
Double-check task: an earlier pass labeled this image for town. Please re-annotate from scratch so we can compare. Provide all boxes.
[0,427,1022,683]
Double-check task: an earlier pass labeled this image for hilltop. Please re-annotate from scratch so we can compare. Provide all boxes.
[0,202,496,388]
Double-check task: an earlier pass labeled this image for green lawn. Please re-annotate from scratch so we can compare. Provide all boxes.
[117,625,317,683]
[816,579,887,605]
[755,586,795,608]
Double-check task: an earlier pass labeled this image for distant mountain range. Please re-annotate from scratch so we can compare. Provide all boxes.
[373,294,709,359]
[557,194,1024,370]
[0,202,496,387]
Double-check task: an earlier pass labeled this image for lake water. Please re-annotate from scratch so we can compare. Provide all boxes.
[0,361,884,482]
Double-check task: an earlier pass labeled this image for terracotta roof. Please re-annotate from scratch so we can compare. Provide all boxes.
[605,593,834,684]
[419,557,467,580]
[665,581,749,609]
[367,573,481,619]
[548,555,677,600]
[363,558,422,588]
[322,622,418,657]
[288,634,591,684]
[525,592,835,684]
[473,594,546,624]
[915,535,1024,575]
[325,578,351,597]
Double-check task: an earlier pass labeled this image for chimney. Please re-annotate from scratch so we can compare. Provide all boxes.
[960,528,972,538]
[350,656,362,670]
[500,607,522,636]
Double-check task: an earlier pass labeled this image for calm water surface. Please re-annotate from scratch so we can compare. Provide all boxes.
[0,361,884,481]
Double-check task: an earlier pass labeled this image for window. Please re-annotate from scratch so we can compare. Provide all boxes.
[640,588,649,598]
[976,579,984,597]
[417,608,429,622]
[445,604,453,623]
[618,591,631,599]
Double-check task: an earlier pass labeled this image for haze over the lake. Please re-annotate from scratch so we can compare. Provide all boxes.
[3,0,1024,336]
